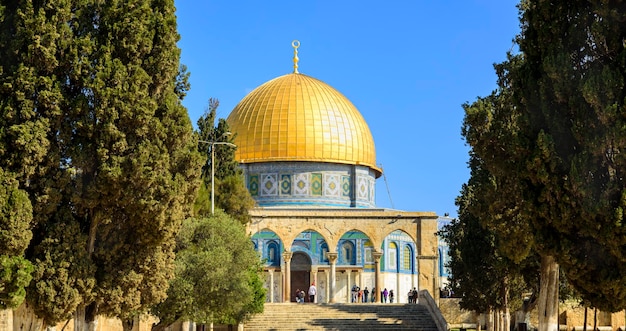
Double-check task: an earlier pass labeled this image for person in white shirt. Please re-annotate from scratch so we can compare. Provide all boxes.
[308,283,317,303]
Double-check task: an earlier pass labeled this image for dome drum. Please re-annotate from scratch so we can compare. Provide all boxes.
[241,162,376,208]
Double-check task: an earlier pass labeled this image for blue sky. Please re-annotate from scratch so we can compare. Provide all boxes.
[174,1,521,217]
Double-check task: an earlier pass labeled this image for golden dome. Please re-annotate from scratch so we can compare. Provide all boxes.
[226,72,381,177]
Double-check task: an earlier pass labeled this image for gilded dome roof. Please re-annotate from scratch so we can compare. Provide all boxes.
[226,72,381,177]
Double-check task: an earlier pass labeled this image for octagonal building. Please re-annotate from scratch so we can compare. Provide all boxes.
[226,42,440,304]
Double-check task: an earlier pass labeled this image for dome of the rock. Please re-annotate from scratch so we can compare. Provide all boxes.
[226,72,381,177]
[226,41,381,208]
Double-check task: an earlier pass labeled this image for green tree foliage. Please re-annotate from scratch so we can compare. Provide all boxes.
[463,0,626,314]
[442,154,533,317]
[0,255,33,310]
[151,210,265,329]
[1,0,202,327]
[196,98,255,223]
[510,0,626,312]
[28,218,95,324]
[0,166,34,309]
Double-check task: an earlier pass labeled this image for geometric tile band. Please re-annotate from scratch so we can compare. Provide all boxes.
[293,173,309,196]
[261,173,278,196]
[324,173,340,197]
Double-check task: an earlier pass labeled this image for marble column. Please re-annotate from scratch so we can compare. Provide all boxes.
[282,251,293,303]
[346,270,352,303]
[327,252,338,303]
[373,251,383,303]
[325,270,330,303]
[269,269,275,303]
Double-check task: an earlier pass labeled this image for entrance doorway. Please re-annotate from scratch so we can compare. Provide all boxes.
[290,252,311,302]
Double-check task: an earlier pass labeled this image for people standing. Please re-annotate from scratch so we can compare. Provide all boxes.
[295,288,301,303]
[363,287,369,303]
[351,284,358,303]
[371,287,376,302]
[299,289,305,303]
[382,288,388,303]
[308,282,316,303]
[389,289,394,303]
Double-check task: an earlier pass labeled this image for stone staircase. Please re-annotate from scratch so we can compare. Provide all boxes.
[243,303,441,331]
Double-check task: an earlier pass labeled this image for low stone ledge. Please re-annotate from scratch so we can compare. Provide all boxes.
[448,323,477,330]
[572,326,613,331]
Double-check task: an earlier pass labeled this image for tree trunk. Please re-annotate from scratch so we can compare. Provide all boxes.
[488,309,494,331]
[537,255,559,331]
[477,313,483,331]
[503,276,510,331]
[593,308,597,331]
[493,309,502,331]
[583,307,588,331]
[14,303,45,331]
[122,318,134,331]
[74,304,98,331]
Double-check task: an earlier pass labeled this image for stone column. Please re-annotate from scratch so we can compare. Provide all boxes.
[416,216,439,302]
[414,256,419,297]
[346,270,352,303]
[310,267,318,303]
[282,251,293,303]
[373,251,383,303]
[327,252,338,303]
[325,270,330,303]
[417,255,438,304]
[269,269,275,303]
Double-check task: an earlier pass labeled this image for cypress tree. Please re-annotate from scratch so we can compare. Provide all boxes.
[1,0,202,328]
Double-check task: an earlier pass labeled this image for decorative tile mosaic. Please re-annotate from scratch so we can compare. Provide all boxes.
[249,174,259,196]
[357,175,369,200]
[280,174,292,195]
[293,173,309,196]
[242,162,376,207]
[261,173,278,196]
[311,173,322,196]
[341,175,350,197]
[324,173,340,197]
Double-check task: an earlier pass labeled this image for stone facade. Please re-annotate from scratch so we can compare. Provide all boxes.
[247,208,441,304]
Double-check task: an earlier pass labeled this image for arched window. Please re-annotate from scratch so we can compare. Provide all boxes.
[387,242,397,270]
[267,241,279,266]
[321,242,329,263]
[403,245,412,271]
[364,240,374,264]
[340,241,355,265]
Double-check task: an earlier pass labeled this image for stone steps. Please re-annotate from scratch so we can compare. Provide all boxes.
[244,303,440,331]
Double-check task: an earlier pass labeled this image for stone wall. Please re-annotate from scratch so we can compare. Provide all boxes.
[439,298,626,331]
